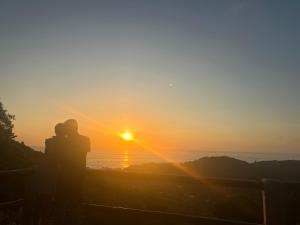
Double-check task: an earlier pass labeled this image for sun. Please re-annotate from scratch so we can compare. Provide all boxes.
[121,131,133,141]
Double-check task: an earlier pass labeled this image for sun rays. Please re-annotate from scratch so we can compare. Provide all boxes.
[60,105,221,189]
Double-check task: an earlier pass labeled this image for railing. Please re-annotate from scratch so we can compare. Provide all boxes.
[0,168,299,225]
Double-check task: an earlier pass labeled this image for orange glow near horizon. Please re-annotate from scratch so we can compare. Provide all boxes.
[14,102,300,153]
[59,105,203,175]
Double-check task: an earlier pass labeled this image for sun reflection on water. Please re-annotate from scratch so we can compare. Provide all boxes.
[123,150,129,168]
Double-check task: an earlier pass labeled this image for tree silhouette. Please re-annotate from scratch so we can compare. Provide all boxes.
[0,100,16,145]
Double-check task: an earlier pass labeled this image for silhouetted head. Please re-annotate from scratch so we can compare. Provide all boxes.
[55,123,66,137]
[64,119,78,136]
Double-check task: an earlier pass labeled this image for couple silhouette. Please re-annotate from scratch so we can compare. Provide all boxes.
[26,119,90,225]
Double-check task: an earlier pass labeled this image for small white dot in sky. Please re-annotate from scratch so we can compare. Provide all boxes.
[168,83,174,87]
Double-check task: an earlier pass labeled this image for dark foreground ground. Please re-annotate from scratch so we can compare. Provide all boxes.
[2,146,300,225]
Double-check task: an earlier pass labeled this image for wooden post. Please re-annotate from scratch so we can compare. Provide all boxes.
[262,179,289,225]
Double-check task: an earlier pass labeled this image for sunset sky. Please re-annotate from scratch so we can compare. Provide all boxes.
[1,0,299,152]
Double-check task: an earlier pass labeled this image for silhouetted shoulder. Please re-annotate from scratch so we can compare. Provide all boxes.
[45,136,65,155]
[79,135,89,142]
[79,135,90,152]
[44,137,57,155]
[45,137,56,148]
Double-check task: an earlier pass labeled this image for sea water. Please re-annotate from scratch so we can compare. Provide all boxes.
[86,150,300,169]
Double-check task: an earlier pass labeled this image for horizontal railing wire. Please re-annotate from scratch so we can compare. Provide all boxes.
[83,203,262,225]
[0,199,24,210]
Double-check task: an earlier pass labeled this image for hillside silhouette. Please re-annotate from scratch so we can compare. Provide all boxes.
[126,156,300,181]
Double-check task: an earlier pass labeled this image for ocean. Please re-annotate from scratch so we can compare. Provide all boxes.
[86,150,300,169]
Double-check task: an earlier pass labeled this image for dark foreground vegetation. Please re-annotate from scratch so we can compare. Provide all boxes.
[0,101,42,170]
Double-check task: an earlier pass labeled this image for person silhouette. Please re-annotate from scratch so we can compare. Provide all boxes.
[23,123,66,225]
[41,123,66,224]
[55,119,90,225]
[64,119,90,174]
